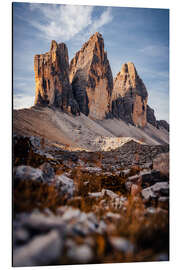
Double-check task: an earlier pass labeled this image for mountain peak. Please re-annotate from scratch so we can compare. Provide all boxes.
[34,40,80,115]
[120,62,137,77]
[50,40,58,51]
[69,32,113,120]
[112,62,148,127]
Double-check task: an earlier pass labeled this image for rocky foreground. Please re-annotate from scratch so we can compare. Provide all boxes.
[13,134,169,266]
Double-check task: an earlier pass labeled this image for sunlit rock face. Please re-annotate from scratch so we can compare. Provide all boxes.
[111,62,148,127]
[69,32,113,120]
[34,41,80,115]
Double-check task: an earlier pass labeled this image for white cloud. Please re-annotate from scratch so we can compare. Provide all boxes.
[29,4,94,41]
[28,4,113,42]
[13,95,34,109]
[90,8,113,34]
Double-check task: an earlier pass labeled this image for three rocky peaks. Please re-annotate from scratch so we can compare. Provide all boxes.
[34,32,164,129]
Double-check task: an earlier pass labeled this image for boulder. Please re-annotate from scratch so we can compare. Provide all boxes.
[55,173,75,198]
[141,182,169,200]
[67,244,93,263]
[14,165,44,183]
[13,230,62,267]
[109,237,134,253]
[153,152,169,175]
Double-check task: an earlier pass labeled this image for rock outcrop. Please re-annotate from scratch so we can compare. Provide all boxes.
[69,32,113,120]
[34,41,79,115]
[111,62,148,127]
[157,120,169,131]
[146,105,169,131]
[146,105,158,128]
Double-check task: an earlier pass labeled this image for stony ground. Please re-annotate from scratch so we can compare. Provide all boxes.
[13,134,169,266]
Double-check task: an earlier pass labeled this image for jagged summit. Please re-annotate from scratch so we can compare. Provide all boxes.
[113,62,147,99]
[69,32,113,120]
[120,62,137,75]
[111,62,148,127]
[34,41,80,115]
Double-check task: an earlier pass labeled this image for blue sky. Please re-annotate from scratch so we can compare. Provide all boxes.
[13,2,169,122]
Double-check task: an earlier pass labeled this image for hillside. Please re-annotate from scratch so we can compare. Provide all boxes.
[13,106,168,152]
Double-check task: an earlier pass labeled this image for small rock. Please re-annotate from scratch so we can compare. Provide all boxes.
[146,207,157,214]
[14,165,44,183]
[153,153,169,175]
[22,211,64,232]
[102,189,119,199]
[67,244,93,263]
[55,174,75,198]
[88,191,102,198]
[82,167,102,173]
[39,162,55,183]
[105,212,121,220]
[109,237,134,253]
[13,228,30,245]
[13,230,62,267]
[140,162,153,169]
[61,207,81,221]
[141,182,169,200]
[119,169,131,177]
[96,220,107,234]
[158,196,169,202]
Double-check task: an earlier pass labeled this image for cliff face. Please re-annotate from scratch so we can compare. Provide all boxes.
[111,62,148,128]
[34,41,79,115]
[146,105,158,128]
[69,32,113,120]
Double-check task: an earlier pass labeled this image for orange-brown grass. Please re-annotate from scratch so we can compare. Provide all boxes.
[108,194,169,256]
[13,180,63,215]
[128,165,141,176]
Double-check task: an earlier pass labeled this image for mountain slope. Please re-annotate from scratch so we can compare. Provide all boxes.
[13,106,168,151]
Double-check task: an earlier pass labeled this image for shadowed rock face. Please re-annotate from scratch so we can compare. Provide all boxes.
[34,41,80,115]
[157,120,169,131]
[147,105,158,128]
[111,62,148,127]
[69,32,113,120]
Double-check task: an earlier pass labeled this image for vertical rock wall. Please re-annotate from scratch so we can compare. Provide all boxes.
[69,32,113,120]
[34,41,79,115]
[111,62,148,127]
